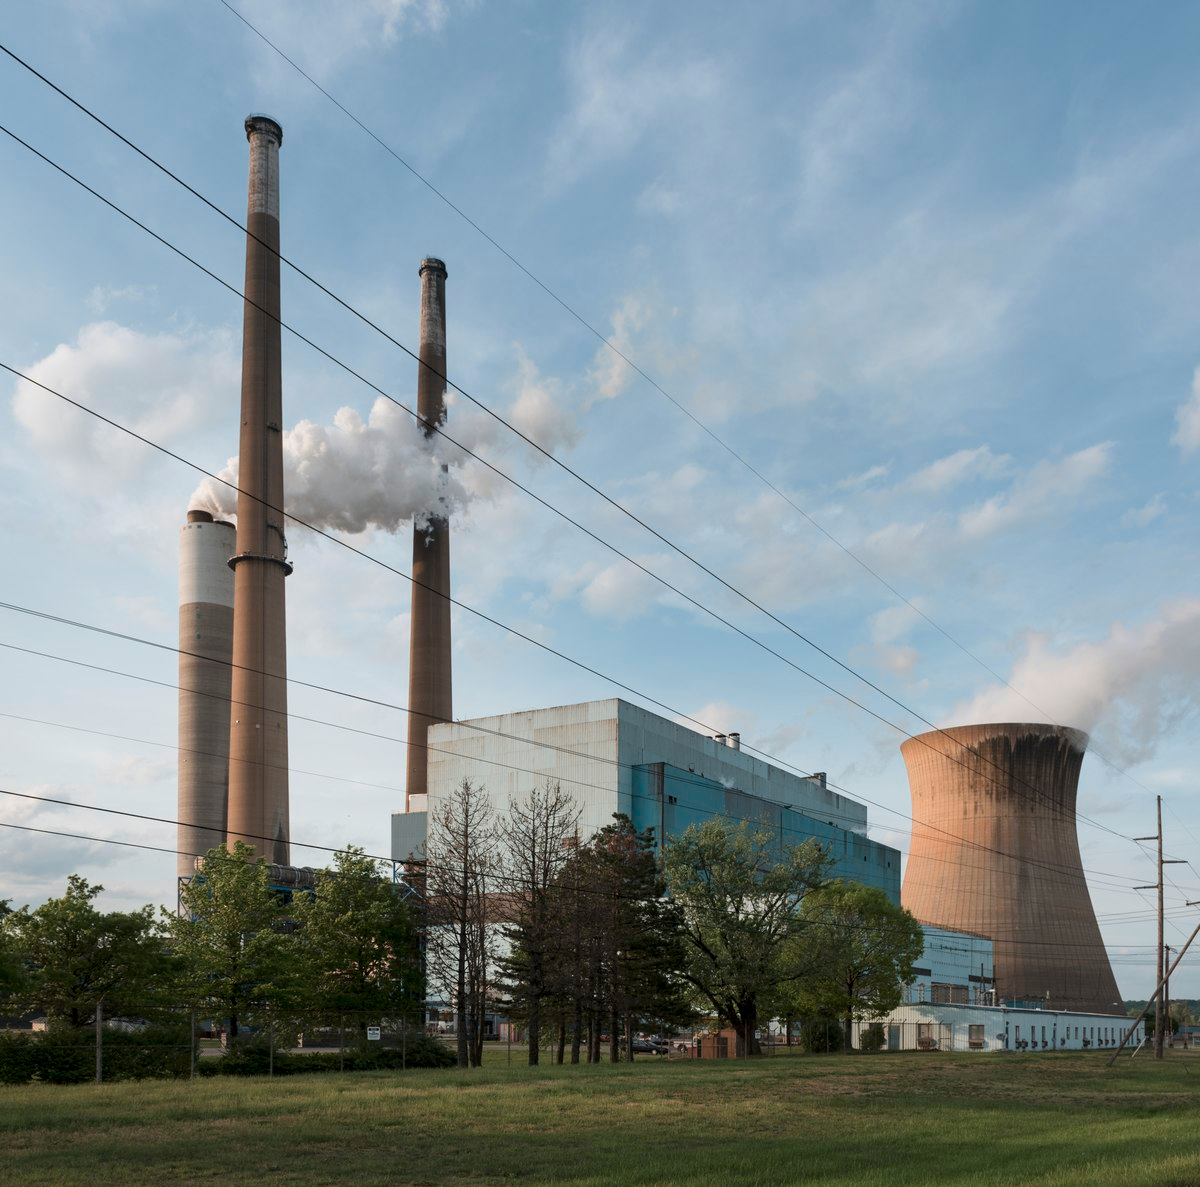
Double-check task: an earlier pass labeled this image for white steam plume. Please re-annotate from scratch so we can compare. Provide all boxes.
[951,599,1200,764]
[190,396,475,532]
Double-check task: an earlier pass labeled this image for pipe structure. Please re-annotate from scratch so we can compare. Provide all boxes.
[226,115,292,864]
[901,723,1122,1015]
[177,509,235,878]
[404,257,452,811]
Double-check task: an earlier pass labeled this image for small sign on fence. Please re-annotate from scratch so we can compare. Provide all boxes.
[367,1026,381,1041]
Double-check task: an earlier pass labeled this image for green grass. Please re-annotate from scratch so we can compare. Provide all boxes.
[1,1050,1198,1186]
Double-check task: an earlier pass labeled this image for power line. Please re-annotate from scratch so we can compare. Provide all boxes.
[0,58,1144,847]
[206,0,1147,789]
[0,810,1166,957]
[0,610,1147,892]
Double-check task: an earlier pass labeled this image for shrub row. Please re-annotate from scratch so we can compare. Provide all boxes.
[0,1026,191,1084]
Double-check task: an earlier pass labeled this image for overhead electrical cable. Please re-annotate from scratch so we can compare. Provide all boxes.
[0,113,1138,847]
[200,3,1150,788]
[0,616,1148,894]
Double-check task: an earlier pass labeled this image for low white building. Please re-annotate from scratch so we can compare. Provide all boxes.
[853,1003,1142,1053]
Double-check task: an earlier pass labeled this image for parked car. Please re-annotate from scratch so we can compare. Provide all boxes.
[632,1037,668,1055]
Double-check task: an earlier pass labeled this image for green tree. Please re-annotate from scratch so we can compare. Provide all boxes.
[0,899,24,1006]
[498,781,580,1065]
[4,877,165,1027]
[663,818,829,1055]
[292,846,421,1041]
[554,816,692,1062]
[789,881,924,1053]
[166,843,294,1041]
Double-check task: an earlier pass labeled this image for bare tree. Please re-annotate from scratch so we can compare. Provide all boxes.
[424,779,499,1069]
[498,781,580,1065]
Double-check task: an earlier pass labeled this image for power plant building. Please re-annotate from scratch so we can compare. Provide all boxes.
[393,697,900,898]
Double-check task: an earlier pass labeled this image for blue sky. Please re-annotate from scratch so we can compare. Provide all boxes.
[2,0,1199,998]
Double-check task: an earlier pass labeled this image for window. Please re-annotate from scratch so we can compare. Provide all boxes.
[930,982,968,1005]
[968,1024,985,1049]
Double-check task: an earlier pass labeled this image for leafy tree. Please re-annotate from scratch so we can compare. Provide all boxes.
[549,816,692,1062]
[663,818,829,1055]
[424,779,499,1068]
[0,899,24,1006]
[292,846,422,1042]
[166,842,294,1040]
[4,877,165,1027]
[498,781,580,1065]
[787,881,923,1052]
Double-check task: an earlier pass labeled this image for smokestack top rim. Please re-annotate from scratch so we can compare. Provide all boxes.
[186,509,214,524]
[900,721,1090,757]
[245,114,283,146]
[419,257,448,278]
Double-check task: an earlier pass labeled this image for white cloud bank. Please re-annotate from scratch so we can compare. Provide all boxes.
[1173,367,1200,454]
[952,599,1200,764]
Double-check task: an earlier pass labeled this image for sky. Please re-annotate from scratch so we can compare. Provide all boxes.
[1,0,1198,999]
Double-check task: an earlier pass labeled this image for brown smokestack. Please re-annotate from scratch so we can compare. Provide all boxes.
[405,257,452,811]
[226,115,291,863]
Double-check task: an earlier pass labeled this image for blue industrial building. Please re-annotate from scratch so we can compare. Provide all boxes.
[393,697,900,898]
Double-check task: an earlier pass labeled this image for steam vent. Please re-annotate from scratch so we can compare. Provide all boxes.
[901,723,1121,1014]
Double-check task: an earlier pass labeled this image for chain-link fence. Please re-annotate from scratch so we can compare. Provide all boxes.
[0,1004,454,1084]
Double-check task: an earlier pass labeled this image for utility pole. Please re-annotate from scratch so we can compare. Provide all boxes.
[1134,796,1185,1060]
[1164,946,1172,1048]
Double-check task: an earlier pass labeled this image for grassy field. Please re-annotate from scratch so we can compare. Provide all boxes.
[1,1049,1198,1186]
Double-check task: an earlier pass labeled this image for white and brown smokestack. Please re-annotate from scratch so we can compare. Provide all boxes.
[226,115,291,863]
[177,509,235,877]
[405,257,452,811]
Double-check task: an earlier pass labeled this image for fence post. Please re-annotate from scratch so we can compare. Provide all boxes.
[268,1012,274,1078]
[94,999,103,1085]
[339,1012,344,1073]
[190,1009,196,1081]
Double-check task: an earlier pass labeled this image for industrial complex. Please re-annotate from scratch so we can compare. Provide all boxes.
[176,114,1139,1055]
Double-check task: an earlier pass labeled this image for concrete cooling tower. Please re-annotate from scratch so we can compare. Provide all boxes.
[177,510,235,877]
[901,723,1121,1015]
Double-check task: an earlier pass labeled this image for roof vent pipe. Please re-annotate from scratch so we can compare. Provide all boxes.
[713,734,726,746]
[728,732,741,750]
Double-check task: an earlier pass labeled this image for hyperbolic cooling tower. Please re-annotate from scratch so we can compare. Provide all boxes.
[226,115,291,863]
[177,510,235,877]
[405,258,452,811]
[901,723,1121,1015]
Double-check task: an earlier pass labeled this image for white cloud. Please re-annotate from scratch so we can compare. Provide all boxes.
[956,443,1113,540]
[836,463,891,491]
[1172,366,1200,454]
[907,446,1011,494]
[952,599,1200,764]
[236,0,451,77]
[550,29,723,183]
[586,294,652,405]
[10,320,239,490]
[506,349,581,457]
[1120,492,1167,529]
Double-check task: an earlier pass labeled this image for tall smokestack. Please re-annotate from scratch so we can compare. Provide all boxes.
[405,258,452,811]
[901,723,1121,1014]
[177,509,235,878]
[226,115,291,863]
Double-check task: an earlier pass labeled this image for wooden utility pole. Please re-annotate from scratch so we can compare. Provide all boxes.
[1134,796,1185,1059]
[1164,946,1172,1048]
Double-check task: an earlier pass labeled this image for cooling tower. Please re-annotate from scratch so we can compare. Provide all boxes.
[177,509,235,878]
[901,723,1121,1014]
[404,257,452,811]
[226,115,291,863]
